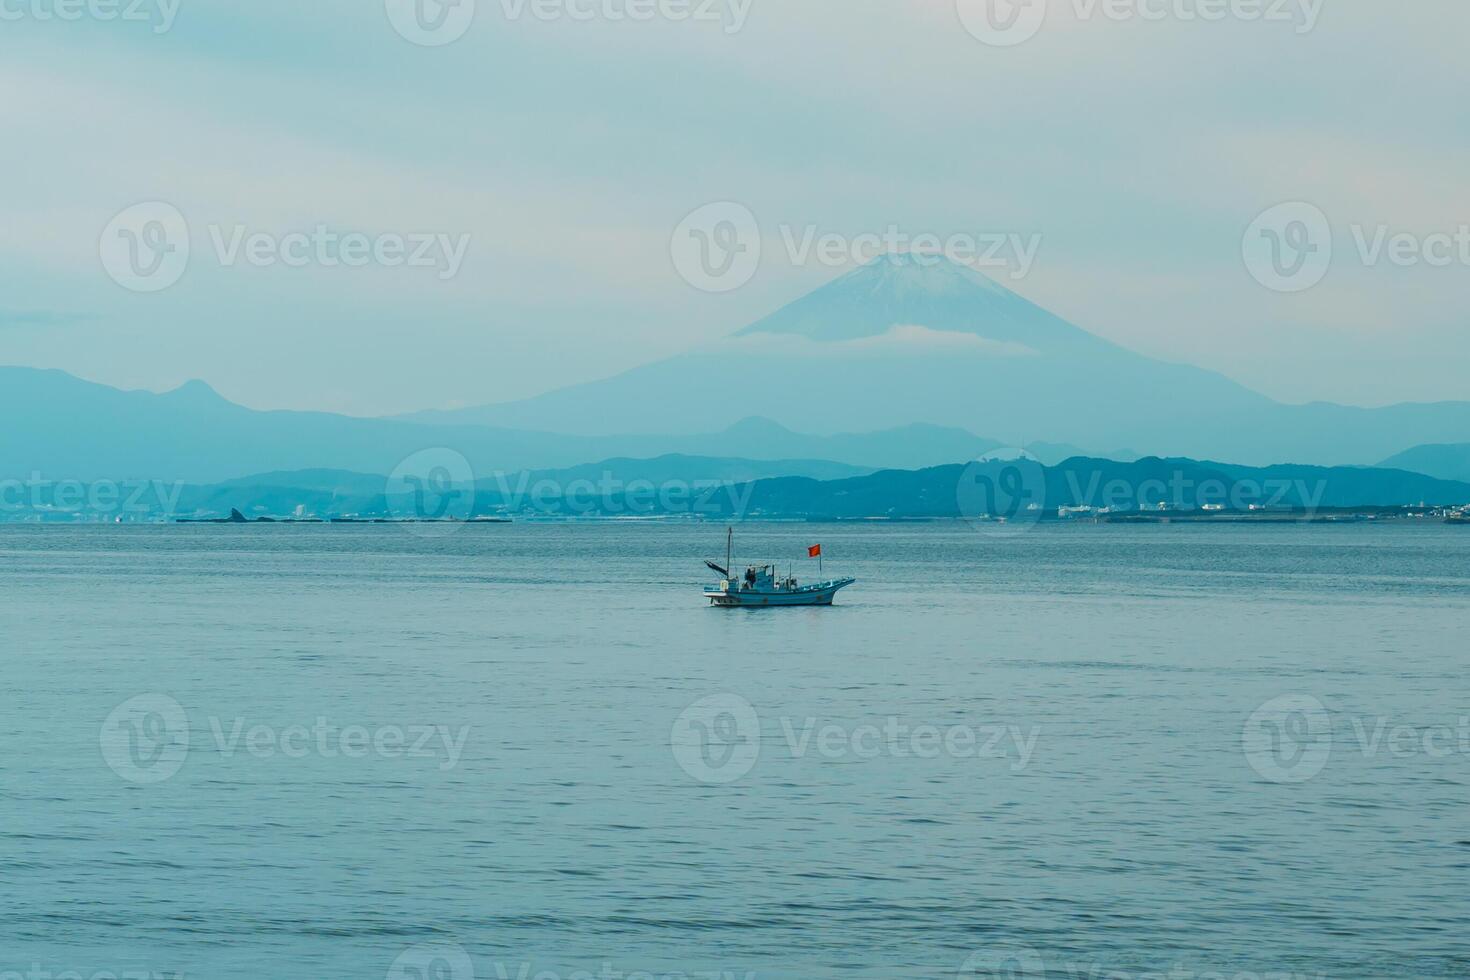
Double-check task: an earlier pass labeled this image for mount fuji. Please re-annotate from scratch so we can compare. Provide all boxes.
[408,254,1470,466]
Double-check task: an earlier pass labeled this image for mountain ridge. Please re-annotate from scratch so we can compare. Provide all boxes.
[0,366,1027,481]
[7,257,1469,475]
[697,457,1470,520]
[398,256,1470,463]
[1379,443,1470,483]
[7,454,1466,522]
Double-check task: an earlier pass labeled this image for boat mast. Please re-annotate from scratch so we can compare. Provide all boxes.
[726,526,733,583]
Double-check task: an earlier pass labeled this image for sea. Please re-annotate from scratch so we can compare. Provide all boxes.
[1,521,1466,980]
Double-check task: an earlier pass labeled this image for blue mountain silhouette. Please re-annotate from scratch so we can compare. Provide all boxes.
[409,255,1470,464]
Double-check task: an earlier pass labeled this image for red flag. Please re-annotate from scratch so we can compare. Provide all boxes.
[808,544,822,558]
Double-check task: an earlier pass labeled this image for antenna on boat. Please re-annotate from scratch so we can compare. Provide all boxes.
[726,526,733,581]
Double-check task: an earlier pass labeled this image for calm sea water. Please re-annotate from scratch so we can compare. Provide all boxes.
[1,522,1466,980]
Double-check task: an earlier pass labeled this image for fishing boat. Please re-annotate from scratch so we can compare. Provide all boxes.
[703,527,856,607]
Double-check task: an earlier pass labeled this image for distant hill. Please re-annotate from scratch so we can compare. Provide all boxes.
[0,367,593,483]
[1379,444,1470,483]
[404,254,1470,466]
[507,454,869,487]
[178,456,872,519]
[13,455,1463,522]
[8,259,1467,478]
[5,455,870,521]
[645,417,1003,469]
[0,366,1015,482]
[688,457,1470,520]
[204,456,870,496]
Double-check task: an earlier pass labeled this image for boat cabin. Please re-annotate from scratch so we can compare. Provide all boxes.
[737,564,799,593]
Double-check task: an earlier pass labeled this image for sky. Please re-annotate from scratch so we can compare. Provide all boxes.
[0,0,1466,417]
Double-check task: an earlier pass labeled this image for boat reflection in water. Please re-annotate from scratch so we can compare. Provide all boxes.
[703,527,856,607]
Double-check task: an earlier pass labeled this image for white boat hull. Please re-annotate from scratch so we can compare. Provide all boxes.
[704,578,856,607]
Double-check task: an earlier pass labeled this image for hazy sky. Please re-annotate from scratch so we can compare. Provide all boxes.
[1,0,1466,416]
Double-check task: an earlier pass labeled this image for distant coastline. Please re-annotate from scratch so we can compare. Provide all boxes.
[4,455,1468,526]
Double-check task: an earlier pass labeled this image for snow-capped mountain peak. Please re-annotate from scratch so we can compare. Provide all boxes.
[737,253,1102,352]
